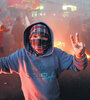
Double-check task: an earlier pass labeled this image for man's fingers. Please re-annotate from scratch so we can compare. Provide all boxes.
[75,33,79,43]
[79,42,86,51]
[70,34,75,45]
[83,43,86,48]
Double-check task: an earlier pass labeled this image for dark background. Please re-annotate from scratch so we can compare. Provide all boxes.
[0,62,90,100]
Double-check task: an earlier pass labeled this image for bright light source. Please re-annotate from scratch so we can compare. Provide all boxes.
[35,5,44,10]
[62,5,77,12]
[86,54,90,59]
[54,41,65,48]
[40,5,44,10]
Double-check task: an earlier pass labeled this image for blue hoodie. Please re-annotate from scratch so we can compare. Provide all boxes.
[0,21,87,100]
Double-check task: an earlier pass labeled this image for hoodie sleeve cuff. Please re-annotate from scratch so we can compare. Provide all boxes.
[74,54,87,63]
[73,54,88,70]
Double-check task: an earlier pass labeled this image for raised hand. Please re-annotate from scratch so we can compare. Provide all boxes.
[70,33,86,59]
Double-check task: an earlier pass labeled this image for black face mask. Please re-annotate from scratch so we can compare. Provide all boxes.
[31,38,49,49]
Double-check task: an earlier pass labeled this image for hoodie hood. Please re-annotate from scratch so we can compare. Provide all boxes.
[23,20,54,57]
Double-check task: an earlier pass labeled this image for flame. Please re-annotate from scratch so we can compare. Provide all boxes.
[86,53,90,59]
[54,41,65,48]
[54,41,90,60]
[0,27,4,32]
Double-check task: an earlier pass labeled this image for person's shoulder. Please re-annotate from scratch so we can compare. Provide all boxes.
[54,47,69,55]
[53,47,64,56]
[19,48,27,53]
[54,47,63,53]
[15,48,26,56]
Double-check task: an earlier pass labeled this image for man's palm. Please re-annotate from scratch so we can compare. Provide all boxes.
[70,33,85,59]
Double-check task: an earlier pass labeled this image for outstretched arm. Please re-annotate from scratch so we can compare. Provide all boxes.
[56,33,87,72]
[69,33,87,71]
[0,50,20,73]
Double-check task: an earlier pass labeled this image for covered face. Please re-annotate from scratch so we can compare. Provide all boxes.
[29,24,50,55]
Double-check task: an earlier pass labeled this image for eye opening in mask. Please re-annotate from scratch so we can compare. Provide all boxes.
[29,34,49,41]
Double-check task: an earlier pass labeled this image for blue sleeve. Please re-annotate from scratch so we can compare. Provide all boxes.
[0,50,20,73]
[55,48,88,72]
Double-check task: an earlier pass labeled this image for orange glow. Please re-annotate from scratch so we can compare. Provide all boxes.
[54,41,65,48]
[0,27,4,32]
[54,41,90,60]
[86,53,90,60]
[0,25,9,32]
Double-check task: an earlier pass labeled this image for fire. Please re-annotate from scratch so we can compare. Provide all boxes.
[54,41,65,48]
[86,53,90,59]
[54,41,90,60]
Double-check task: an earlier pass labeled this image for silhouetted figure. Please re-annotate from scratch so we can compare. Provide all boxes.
[11,17,25,50]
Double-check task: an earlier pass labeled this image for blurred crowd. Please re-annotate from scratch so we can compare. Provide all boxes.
[0,16,26,57]
[0,9,90,57]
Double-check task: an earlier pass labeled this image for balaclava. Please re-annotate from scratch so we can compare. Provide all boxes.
[29,24,50,55]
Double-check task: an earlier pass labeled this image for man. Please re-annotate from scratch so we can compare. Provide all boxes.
[0,21,87,100]
[11,16,25,50]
